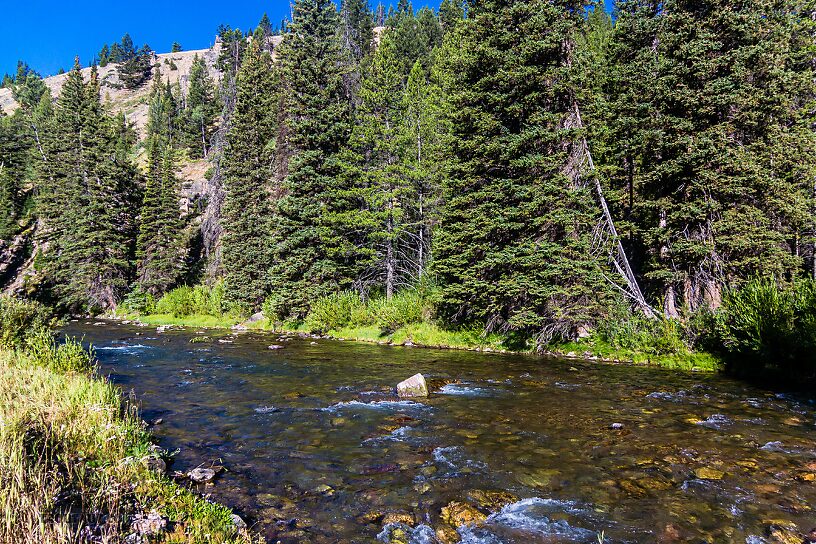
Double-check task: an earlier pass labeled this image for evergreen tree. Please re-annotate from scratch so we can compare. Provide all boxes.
[37,61,137,311]
[183,55,217,158]
[118,43,153,89]
[341,0,374,62]
[267,0,353,319]
[606,0,816,314]
[0,111,31,238]
[171,42,183,52]
[434,0,611,343]
[221,42,278,311]
[99,44,110,67]
[439,0,465,32]
[136,70,185,296]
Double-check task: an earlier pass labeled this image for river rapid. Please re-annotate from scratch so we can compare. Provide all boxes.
[63,321,816,543]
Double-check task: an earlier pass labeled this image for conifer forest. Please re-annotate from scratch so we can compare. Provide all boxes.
[3,0,816,379]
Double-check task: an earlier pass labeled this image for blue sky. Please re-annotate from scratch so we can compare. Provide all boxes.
[0,0,614,78]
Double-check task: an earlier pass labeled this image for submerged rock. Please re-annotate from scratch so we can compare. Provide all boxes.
[694,467,725,480]
[268,344,284,350]
[435,524,460,544]
[230,514,247,530]
[397,373,428,398]
[466,489,519,511]
[440,501,486,527]
[382,512,414,526]
[767,523,803,544]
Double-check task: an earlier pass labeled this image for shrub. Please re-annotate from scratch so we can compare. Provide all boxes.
[369,290,430,332]
[710,278,816,380]
[119,287,156,315]
[0,296,54,350]
[24,329,94,373]
[304,291,367,333]
[153,281,227,318]
[593,302,689,356]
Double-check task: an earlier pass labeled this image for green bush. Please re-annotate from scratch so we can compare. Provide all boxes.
[593,303,689,356]
[304,291,367,333]
[154,281,226,318]
[0,296,54,350]
[303,288,436,334]
[119,287,156,315]
[710,278,816,380]
[369,290,430,332]
[24,330,94,373]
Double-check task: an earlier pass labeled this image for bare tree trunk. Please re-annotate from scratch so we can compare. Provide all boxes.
[659,209,679,317]
[386,199,395,300]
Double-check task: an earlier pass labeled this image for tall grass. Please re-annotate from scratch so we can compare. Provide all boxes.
[710,278,816,380]
[0,296,257,543]
[154,281,228,318]
[302,288,436,334]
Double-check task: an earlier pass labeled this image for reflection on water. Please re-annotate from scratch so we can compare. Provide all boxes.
[63,321,816,543]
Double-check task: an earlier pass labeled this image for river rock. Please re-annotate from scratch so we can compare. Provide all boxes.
[694,467,724,480]
[440,501,486,527]
[466,489,519,511]
[767,523,803,544]
[397,373,428,398]
[189,467,217,483]
[230,514,247,530]
[131,511,167,536]
[610,422,624,430]
[140,455,166,474]
[383,512,414,526]
[268,344,284,350]
[436,524,461,544]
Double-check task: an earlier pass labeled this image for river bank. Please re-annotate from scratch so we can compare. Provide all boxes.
[0,300,258,543]
[122,312,721,372]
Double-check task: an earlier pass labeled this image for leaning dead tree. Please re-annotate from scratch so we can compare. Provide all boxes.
[564,103,657,318]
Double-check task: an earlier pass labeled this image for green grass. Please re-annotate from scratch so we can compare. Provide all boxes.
[0,295,259,543]
[134,313,242,329]
[553,339,721,371]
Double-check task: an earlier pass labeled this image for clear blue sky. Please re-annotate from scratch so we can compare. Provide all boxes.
[0,0,614,78]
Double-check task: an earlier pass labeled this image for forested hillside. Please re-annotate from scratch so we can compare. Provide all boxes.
[2,0,816,373]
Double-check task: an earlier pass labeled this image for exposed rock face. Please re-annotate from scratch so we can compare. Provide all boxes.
[397,374,428,398]
[130,511,167,536]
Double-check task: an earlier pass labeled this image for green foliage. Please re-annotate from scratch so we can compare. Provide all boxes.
[119,286,157,315]
[154,282,227,318]
[221,42,277,311]
[24,330,94,373]
[434,0,612,344]
[0,296,53,350]
[267,0,354,320]
[302,286,436,334]
[36,62,140,313]
[592,304,689,357]
[709,278,816,380]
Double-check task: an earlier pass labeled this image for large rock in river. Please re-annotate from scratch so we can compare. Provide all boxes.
[397,374,428,398]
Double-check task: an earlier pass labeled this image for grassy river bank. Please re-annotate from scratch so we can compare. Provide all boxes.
[0,297,259,544]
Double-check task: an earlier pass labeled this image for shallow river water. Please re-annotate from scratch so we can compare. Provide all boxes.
[63,321,816,543]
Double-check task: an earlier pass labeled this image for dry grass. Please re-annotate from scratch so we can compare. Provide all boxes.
[0,334,259,544]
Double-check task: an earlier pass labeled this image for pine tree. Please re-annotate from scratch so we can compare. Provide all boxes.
[37,61,137,311]
[434,0,611,343]
[171,42,183,53]
[606,0,816,314]
[221,42,278,311]
[183,55,217,158]
[267,0,353,319]
[0,111,31,238]
[438,0,464,32]
[136,70,185,296]
[341,0,374,62]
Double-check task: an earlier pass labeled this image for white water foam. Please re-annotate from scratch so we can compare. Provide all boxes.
[457,497,596,543]
[377,523,437,544]
[322,400,429,412]
[439,384,497,397]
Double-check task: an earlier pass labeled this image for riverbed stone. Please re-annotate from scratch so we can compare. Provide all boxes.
[189,467,217,483]
[441,501,486,527]
[397,373,428,398]
[435,524,460,544]
[131,511,167,536]
[694,467,724,480]
[767,523,803,544]
[382,512,414,526]
[466,489,518,511]
[230,514,247,529]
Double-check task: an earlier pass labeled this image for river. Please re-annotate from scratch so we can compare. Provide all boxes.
[63,320,816,543]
